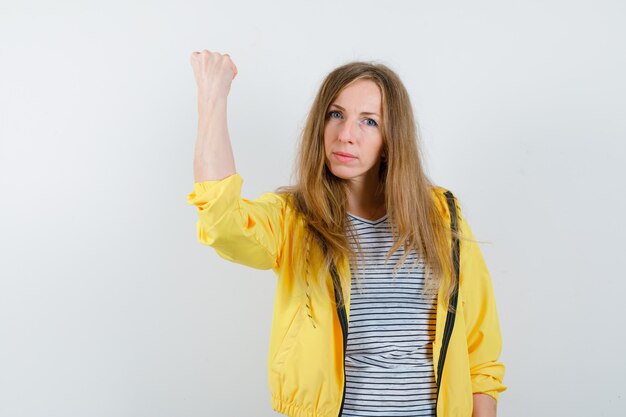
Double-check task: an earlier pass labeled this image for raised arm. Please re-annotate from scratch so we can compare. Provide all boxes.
[187,51,285,270]
[190,50,238,182]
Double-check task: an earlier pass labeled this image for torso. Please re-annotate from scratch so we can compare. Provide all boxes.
[341,212,437,417]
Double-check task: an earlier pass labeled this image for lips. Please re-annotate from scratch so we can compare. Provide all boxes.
[334,151,356,158]
[333,152,357,163]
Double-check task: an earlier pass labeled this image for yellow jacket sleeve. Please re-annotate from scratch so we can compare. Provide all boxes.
[186,173,285,270]
[458,209,507,400]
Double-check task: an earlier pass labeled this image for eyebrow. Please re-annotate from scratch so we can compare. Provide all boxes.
[329,103,381,118]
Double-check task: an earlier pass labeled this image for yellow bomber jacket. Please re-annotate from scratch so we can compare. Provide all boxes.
[187,173,506,417]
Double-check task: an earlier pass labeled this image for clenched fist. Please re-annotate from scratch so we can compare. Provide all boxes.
[190,50,238,103]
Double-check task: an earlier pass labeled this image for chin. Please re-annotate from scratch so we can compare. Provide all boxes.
[326,164,360,181]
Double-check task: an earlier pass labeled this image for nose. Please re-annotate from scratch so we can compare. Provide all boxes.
[337,119,357,143]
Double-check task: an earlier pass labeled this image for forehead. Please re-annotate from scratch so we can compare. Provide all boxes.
[332,79,382,112]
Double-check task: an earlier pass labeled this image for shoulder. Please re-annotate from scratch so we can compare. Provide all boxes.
[429,185,464,223]
[249,189,289,208]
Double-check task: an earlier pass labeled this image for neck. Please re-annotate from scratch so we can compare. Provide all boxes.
[346,174,386,221]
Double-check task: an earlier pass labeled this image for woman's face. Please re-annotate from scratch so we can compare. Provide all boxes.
[324,79,384,186]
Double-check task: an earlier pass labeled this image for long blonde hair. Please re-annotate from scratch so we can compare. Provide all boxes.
[278,61,455,308]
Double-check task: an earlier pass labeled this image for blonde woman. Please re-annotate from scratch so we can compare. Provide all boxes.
[187,50,506,417]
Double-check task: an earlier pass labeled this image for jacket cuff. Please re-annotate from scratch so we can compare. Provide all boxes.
[186,173,245,237]
[187,173,243,211]
[471,372,507,401]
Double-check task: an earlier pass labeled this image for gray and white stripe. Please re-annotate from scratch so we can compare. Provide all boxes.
[341,212,437,417]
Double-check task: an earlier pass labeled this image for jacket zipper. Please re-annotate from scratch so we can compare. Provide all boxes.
[330,261,348,417]
[435,191,461,412]
[435,290,458,406]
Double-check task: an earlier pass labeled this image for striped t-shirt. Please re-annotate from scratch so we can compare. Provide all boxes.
[340,212,437,417]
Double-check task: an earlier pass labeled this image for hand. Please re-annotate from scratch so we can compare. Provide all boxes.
[472,393,497,417]
[190,49,238,104]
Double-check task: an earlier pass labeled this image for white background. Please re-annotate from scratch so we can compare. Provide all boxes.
[1,1,625,416]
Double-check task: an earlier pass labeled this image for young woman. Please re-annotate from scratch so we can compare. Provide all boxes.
[187,50,506,417]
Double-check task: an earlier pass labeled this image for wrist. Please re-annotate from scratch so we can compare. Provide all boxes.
[197,95,228,112]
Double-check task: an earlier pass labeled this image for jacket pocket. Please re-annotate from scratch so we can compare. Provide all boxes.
[270,304,304,372]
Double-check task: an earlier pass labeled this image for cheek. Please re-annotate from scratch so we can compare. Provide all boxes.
[323,127,332,153]
[368,135,384,157]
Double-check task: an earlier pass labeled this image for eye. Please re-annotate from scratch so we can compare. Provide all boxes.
[364,118,378,127]
[328,110,342,119]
